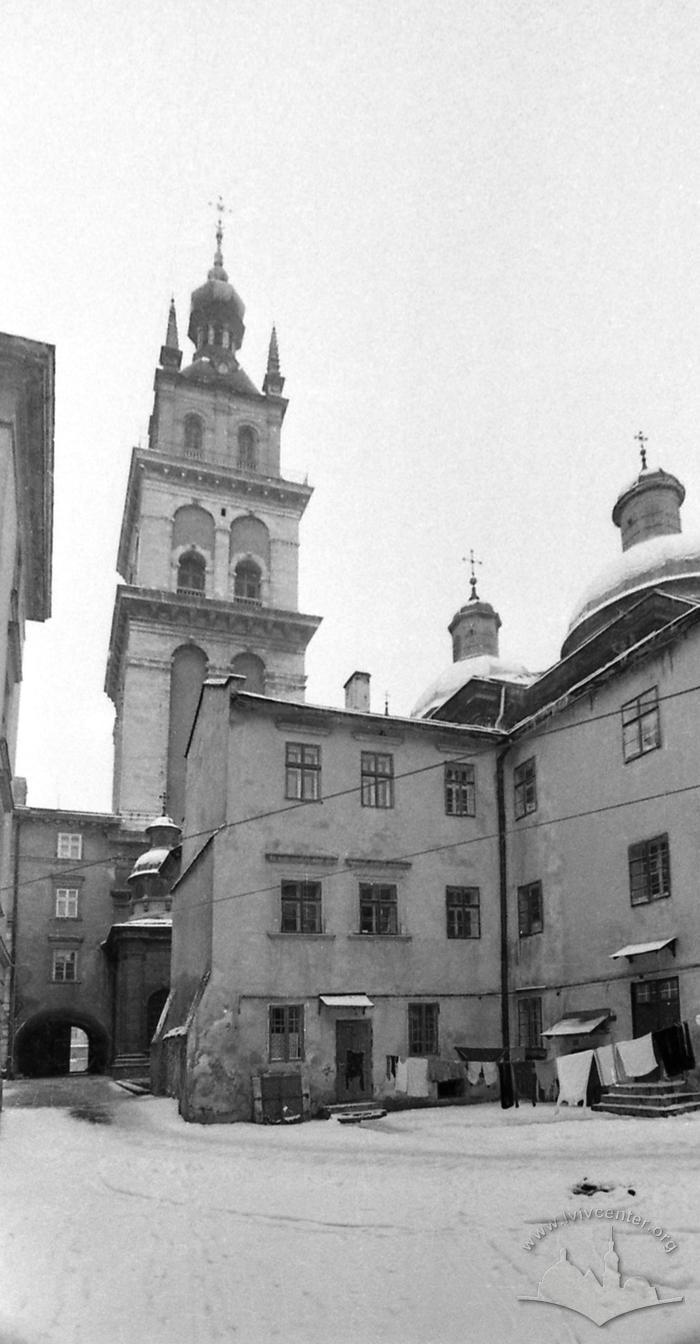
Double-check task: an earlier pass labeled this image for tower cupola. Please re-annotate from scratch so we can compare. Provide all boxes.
[448,564,501,662]
[187,210,246,368]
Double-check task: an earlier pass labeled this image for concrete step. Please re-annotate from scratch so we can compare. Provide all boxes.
[325,1101,387,1123]
[602,1081,693,1097]
[593,1099,700,1118]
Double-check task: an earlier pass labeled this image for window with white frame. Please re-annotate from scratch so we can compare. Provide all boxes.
[629,834,670,905]
[360,752,394,808]
[269,1004,303,1061]
[285,743,321,801]
[622,687,661,762]
[444,762,476,816]
[359,883,398,934]
[514,758,537,819]
[57,833,82,860]
[55,888,79,919]
[52,949,78,982]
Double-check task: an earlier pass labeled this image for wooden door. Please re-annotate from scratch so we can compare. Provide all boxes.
[335,1019,372,1103]
[631,976,680,1037]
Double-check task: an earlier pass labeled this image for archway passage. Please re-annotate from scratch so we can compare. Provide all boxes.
[15,1010,110,1078]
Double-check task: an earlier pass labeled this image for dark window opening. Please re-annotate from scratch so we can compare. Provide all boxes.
[514,757,537,819]
[269,1004,303,1062]
[446,886,481,938]
[408,1002,438,1055]
[177,550,205,594]
[518,880,543,937]
[234,559,262,601]
[445,762,476,816]
[281,880,322,933]
[622,687,661,762]
[361,752,394,808]
[629,834,670,905]
[359,883,398,934]
[285,743,321,801]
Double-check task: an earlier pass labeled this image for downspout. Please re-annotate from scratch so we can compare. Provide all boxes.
[496,743,510,1056]
[6,810,20,1077]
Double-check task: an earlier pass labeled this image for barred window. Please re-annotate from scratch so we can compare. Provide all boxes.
[622,687,661,762]
[446,886,480,938]
[518,880,543,937]
[517,997,542,1050]
[269,1005,303,1061]
[629,834,670,905]
[444,763,476,816]
[514,758,537,819]
[55,888,79,919]
[408,1003,438,1055]
[281,881,322,933]
[361,752,394,808]
[285,743,321,801]
[359,883,398,935]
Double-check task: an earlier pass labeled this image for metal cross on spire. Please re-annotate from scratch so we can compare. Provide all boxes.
[634,429,648,471]
[462,549,483,600]
[208,194,233,256]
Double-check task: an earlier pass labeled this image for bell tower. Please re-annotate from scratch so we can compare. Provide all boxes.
[105,216,322,827]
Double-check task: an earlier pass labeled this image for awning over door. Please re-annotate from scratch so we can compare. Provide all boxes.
[610,937,676,960]
[319,994,374,1008]
[542,1010,611,1038]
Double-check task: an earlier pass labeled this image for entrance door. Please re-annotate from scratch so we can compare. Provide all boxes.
[335,1019,372,1103]
[631,976,680,1036]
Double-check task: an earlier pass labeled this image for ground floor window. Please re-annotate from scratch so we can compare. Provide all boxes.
[631,976,679,1036]
[269,1004,303,1062]
[517,997,542,1050]
[408,1002,438,1055]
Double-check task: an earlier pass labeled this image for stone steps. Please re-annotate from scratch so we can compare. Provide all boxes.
[594,1080,700,1118]
[324,1101,387,1123]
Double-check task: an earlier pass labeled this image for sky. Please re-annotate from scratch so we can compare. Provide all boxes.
[5,0,700,811]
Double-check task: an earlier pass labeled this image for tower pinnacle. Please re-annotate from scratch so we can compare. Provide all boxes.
[263,324,285,396]
[159,297,182,370]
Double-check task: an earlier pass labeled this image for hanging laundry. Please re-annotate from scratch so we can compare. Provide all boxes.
[534,1058,558,1101]
[683,1022,696,1070]
[466,1061,483,1086]
[653,1022,695,1076]
[555,1050,595,1107]
[595,1044,618,1087]
[498,1061,516,1109]
[482,1061,498,1087]
[615,1034,657,1079]
[512,1060,537,1106]
[406,1057,430,1096]
[394,1059,408,1092]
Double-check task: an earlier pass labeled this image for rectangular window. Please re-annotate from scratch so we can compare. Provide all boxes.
[408,1002,439,1055]
[359,883,398,934]
[280,880,322,933]
[285,743,321,801]
[360,752,394,808]
[446,886,481,938]
[629,834,670,905]
[518,880,543,936]
[517,997,543,1050]
[444,762,476,816]
[514,758,537,819]
[269,1004,303,1062]
[55,888,79,919]
[622,687,661,762]
[57,832,82,860]
[52,950,78,983]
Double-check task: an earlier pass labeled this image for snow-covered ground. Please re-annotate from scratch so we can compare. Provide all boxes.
[2,1087,699,1344]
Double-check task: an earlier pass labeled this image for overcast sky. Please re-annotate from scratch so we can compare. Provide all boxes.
[5,0,700,812]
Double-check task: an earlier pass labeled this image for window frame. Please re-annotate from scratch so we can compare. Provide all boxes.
[360,752,394,809]
[517,879,543,937]
[177,549,206,595]
[233,558,262,601]
[359,882,398,935]
[284,742,321,802]
[514,758,537,819]
[622,687,661,762]
[517,997,543,1050]
[444,762,476,817]
[268,1004,304,1062]
[52,949,78,983]
[55,887,79,919]
[280,880,322,934]
[408,1002,439,1056]
[445,886,481,939]
[57,833,82,860]
[628,833,670,906]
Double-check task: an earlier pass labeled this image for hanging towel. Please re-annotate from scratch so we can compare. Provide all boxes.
[466,1061,483,1086]
[498,1061,515,1109]
[595,1044,618,1087]
[534,1058,558,1101]
[394,1059,408,1092]
[406,1057,430,1096]
[654,1022,696,1075]
[482,1061,498,1087]
[512,1060,537,1106]
[616,1034,657,1079]
[556,1050,594,1107]
[683,1021,696,1070]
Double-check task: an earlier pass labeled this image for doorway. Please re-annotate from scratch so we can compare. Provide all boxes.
[335,1019,372,1103]
[631,976,680,1037]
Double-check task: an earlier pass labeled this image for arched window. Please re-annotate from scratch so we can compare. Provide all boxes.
[231,652,265,693]
[177,550,206,595]
[183,414,203,459]
[234,559,262,602]
[237,425,257,471]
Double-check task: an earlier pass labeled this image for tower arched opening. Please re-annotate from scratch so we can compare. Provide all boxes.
[234,558,262,602]
[166,643,208,825]
[237,425,258,471]
[177,549,206,595]
[231,651,266,693]
[183,413,204,459]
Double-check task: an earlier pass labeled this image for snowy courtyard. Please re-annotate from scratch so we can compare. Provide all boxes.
[2,1079,699,1344]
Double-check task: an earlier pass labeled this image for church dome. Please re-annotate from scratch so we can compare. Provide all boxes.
[187,219,246,356]
[565,530,700,646]
[127,846,171,883]
[412,654,535,720]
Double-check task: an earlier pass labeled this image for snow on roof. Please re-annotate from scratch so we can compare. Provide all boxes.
[411,654,536,719]
[568,531,700,634]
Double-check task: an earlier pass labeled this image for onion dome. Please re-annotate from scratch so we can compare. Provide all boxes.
[145,814,182,849]
[187,217,246,361]
[127,847,172,883]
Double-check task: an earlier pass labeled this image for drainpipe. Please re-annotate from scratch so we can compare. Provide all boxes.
[6,810,20,1077]
[496,745,510,1056]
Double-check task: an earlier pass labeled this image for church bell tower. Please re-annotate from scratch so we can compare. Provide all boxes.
[105,214,322,826]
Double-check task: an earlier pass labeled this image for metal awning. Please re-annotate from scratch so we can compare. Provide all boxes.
[319,994,374,1008]
[542,1011,611,1038]
[610,937,676,960]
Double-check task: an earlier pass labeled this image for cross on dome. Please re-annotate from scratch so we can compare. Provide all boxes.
[634,429,648,471]
[462,548,483,601]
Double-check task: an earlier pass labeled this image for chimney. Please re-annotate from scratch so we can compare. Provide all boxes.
[13,777,27,807]
[344,671,370,713]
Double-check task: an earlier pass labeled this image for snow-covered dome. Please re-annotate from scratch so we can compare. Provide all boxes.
[566,530,700,645]
[411,654,536,720]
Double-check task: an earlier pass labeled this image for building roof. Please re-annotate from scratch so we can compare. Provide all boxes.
[566,530,700,641]
[411,654,536,720]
